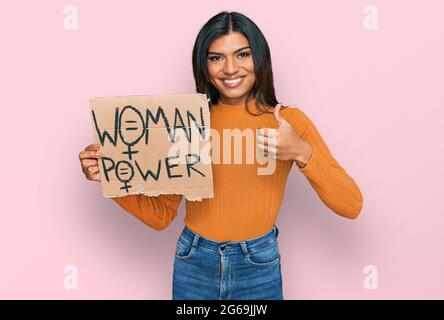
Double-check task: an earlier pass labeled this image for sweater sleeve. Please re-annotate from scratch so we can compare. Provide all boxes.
[111,194,183,230]
[285,107,364,219]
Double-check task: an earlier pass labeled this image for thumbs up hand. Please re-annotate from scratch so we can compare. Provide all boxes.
[256,103,313,167]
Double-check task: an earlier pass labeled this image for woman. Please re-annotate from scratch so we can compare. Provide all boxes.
[79,11,363,300]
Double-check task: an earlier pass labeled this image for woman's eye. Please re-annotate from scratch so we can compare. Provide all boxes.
[208,53,251,61]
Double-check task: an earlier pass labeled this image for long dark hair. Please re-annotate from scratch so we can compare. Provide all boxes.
[192,11,285,115]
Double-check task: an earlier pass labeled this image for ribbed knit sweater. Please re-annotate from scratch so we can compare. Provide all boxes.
[112,98,363,241]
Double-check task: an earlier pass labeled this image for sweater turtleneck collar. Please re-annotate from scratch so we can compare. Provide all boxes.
[213,97,258,110]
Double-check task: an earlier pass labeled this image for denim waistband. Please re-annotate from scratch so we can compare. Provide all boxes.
[179,225,279,254]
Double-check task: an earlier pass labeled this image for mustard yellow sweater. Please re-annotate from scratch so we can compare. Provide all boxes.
[112,98,363,241]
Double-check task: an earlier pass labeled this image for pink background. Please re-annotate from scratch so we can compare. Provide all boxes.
[1,0,443,299]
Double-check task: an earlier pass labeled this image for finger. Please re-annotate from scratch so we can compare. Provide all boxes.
[257,145,268,157]
[267,145,277,156]
[81,162,95,175]
[92,173,101,182]
[257,135,277,148]
[79,150,103,160]
[256,143,276,156]
[268,147,277,159]
[88,173,101,182]
[273,103,283,126]
[81,159,99,168]
[86,172,100,182]
[256,142,266,154]
[85,143,100,151]
[279,117,291,128]
[85,165,99,177]
[257,141,276,151]
[257,127,277,138]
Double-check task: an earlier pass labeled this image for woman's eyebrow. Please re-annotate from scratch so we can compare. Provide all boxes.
[207,46,251,55]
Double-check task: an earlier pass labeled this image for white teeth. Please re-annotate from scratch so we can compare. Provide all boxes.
[224,77,242,84]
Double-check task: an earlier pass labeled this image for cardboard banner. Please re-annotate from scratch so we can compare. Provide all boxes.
[89,93,213,201]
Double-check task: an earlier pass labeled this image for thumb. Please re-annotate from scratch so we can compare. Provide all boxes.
[273,103,290,127]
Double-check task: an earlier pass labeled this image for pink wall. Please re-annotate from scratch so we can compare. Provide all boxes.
[1,0,443,299]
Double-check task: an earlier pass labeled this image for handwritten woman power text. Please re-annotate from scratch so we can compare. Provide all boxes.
[92,104,208,193]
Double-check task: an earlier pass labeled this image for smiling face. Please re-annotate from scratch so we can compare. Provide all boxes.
[207,31,256,105]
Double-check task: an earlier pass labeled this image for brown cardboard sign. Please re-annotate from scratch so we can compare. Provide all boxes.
[89,93,213,201]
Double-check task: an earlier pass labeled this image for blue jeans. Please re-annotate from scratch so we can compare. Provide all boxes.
[172,225,283,300]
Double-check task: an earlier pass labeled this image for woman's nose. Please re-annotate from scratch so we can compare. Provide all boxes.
[223,57,239,74]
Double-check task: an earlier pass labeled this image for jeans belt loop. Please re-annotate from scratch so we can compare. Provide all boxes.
[192,234,200,248]
[240,241,249,257]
